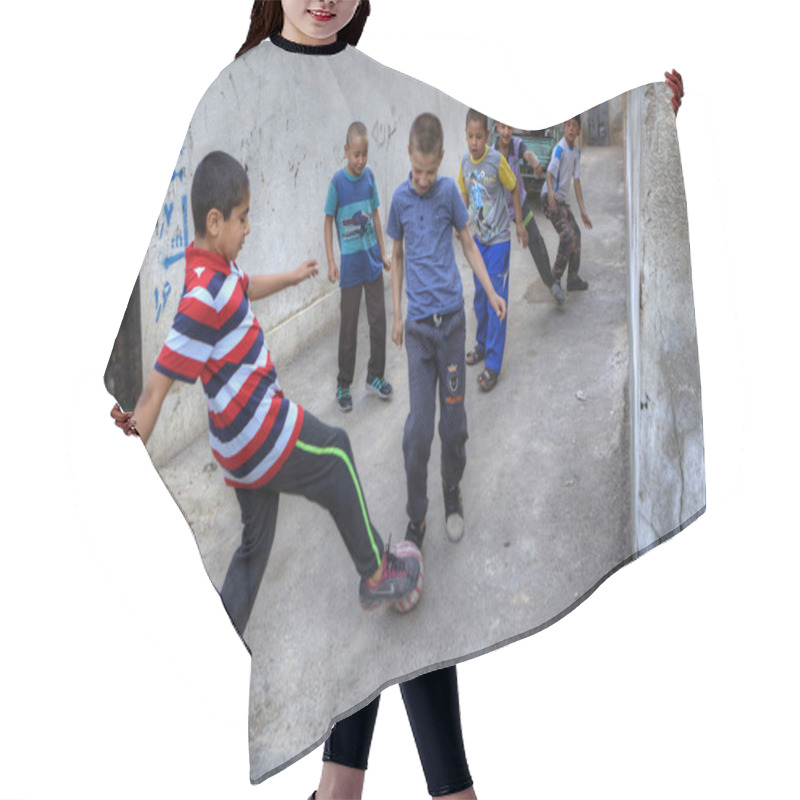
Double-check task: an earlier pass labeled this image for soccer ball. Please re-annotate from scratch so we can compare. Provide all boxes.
[390,539,424,613]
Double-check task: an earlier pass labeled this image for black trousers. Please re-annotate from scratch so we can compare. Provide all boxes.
[220,411,384,640]
[323,666,473,797]
[338,275,387,387]
[521,198,556,287]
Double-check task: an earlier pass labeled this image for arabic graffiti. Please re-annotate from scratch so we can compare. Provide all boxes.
[154,149,189,322]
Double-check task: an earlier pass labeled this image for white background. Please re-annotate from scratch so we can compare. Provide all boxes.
[1,1,796,798]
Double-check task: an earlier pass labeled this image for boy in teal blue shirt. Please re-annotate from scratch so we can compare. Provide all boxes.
[324,121,393,412]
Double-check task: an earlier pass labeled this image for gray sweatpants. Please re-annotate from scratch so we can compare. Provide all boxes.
[403,308,469,525]
[220,411,384,641]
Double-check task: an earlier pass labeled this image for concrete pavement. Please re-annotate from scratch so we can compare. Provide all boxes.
[157,143,631,779]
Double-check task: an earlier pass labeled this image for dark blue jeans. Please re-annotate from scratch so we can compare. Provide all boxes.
[402,308,468,525]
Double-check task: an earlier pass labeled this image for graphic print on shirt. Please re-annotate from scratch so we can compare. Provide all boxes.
[325,167,383,288]
[468,169,501,242]
[340,206,374,244]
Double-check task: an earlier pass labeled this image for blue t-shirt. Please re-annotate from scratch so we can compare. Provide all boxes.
[324,166,382,288]
[386,175,469,321]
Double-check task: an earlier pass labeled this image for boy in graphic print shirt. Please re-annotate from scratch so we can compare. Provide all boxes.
[324,121,393,413]
[124,151,419,641]
[459,109,523,393]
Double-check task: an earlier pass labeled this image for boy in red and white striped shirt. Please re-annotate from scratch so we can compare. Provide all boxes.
[122,151,419,638]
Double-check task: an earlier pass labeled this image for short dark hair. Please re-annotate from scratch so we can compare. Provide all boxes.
[409,113,443,156]
[346,121,368,146]
[191,151,250,237]
[466,109,489,131]
[566,113,582,127]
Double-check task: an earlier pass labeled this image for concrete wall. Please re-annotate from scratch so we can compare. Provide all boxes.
[626,83,705,553]
[138,46,469,465]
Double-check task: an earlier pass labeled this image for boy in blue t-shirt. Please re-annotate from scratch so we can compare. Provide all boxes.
[388,113,506,549]
[324,121,393,413]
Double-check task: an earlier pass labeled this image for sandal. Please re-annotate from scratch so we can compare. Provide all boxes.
[477,367,498,392]
[466,347,485,366]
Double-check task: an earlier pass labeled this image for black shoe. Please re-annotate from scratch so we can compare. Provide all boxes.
[336,383,353,412]
[405,518,426,549]
[366,373,393,399]
[567,275,589,291]
[443,482,464,542]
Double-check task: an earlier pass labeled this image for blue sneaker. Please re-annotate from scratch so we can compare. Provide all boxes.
[336,383,353,413]
[366,373,393,399]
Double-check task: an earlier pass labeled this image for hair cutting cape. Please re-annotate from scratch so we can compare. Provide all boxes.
[105,38,704,783]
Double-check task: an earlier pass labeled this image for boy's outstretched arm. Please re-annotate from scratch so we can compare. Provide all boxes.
[574,179,592,229]
[324,216,339,283]
[456,226,507,322]
[523,149,543,178]
[128,370,175,444]
[499,155,526,246]
[546,170,557,211]
[372,209,391,271]
[510,182,528,248]
[247,260,319,301]
[390,237,405,347]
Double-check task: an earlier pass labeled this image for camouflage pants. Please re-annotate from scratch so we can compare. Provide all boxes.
[542,193,581,280]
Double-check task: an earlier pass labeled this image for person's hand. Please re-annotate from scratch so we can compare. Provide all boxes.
[382,254,392,272]
[516,220,529,248]
[295,259,319,283]
[491,293,507,322]
[533,161,543,179]
[327,260,339,283]
[392,316,404,348]
[665,69,684,115]
[581,210,593,230]
[110,403,139,437]
[548,192,557,212]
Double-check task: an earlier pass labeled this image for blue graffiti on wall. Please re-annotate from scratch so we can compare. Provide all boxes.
[154,153,189,322]
[155,281,173,324]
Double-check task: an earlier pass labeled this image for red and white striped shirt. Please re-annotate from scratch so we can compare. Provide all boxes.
[155,245,303,488]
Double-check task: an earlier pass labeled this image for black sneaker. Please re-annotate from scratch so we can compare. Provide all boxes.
[567,275,589,291]
[405,518,426,549]
[443,482,464,542]
[366,373,393,399]
[336,383,353,412]
[359,545,421,610]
